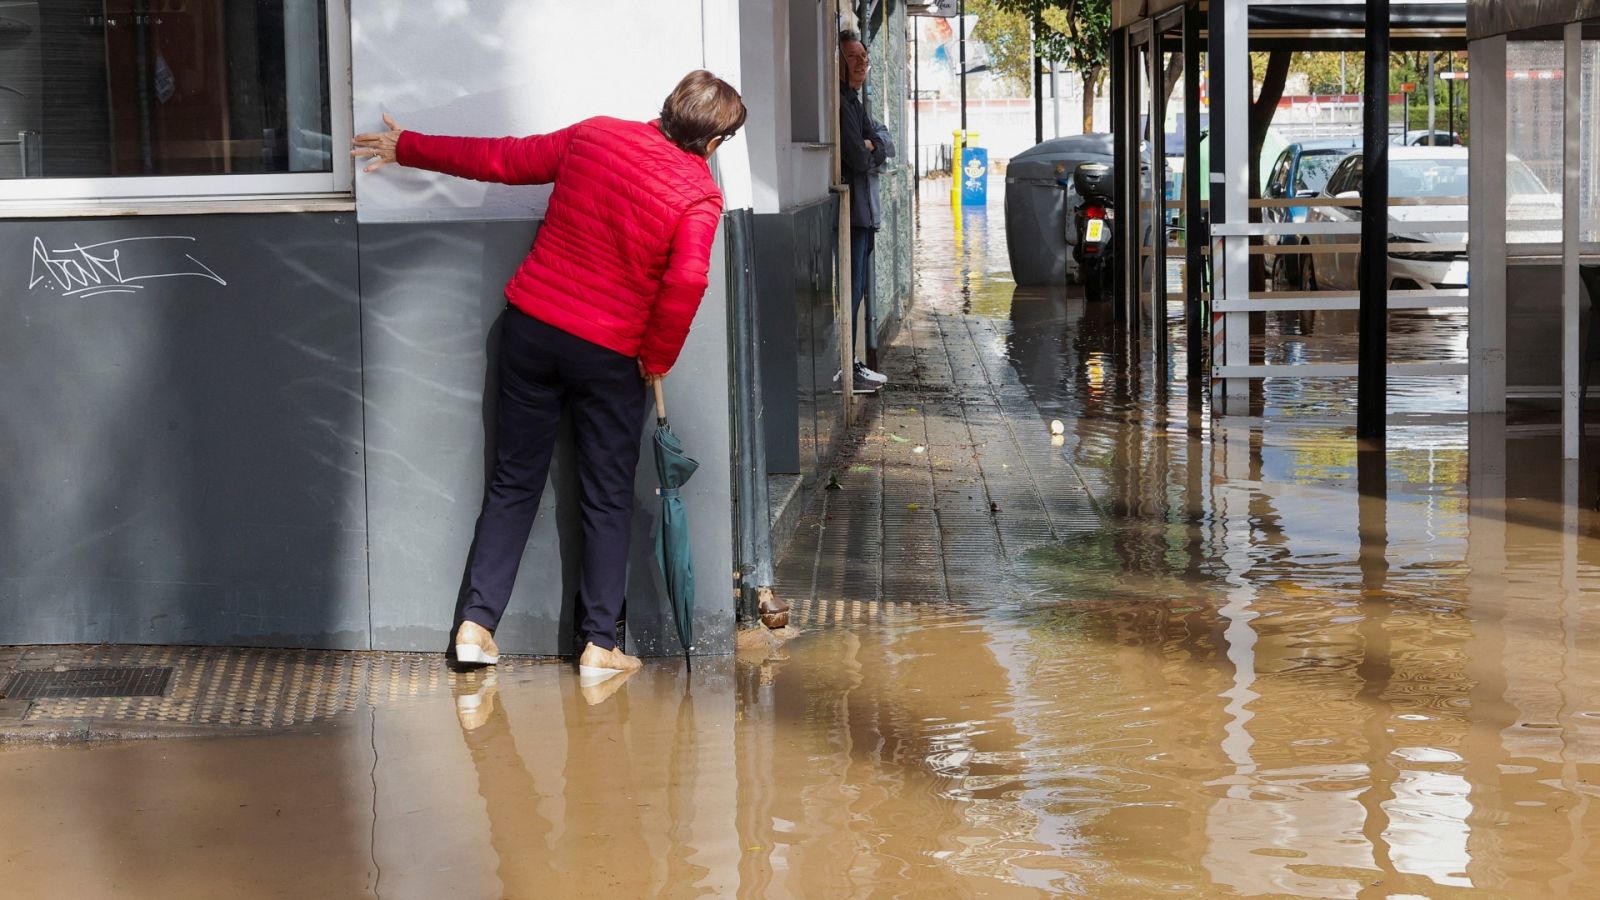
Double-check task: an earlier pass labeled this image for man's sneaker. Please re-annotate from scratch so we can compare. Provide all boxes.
[854,360,888,384]
[852,372,880,394]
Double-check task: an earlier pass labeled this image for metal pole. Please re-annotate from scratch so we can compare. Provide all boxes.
[914,22,920,178]
[959,0,967,133]
[1358,0,1390,443]
[830,2,854,424]
[1150,34,1167,378]
[1563,24,1582,459]
[1447,56,1456,139]
[726,209,774,627]
[1184,5,1203,393]
[1051,60,1060,138]
[1111,33,1128,324]
[1427,52,1437,141]
[1033,4,1044,146]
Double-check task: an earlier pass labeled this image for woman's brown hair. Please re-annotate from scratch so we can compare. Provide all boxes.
[658,70,747,157]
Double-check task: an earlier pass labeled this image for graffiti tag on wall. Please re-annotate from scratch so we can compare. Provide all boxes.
[29,236,227,298]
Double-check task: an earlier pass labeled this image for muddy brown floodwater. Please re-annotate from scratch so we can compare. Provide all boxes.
[1,179,1596,898]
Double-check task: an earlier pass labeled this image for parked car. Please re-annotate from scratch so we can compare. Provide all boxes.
[1295,147,1561,293]
[1395,130,1462,147]
[1262,137,1361,285]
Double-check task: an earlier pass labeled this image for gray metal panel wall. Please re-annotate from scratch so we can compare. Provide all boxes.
[2,212,736,657]
[753,197,840,484]
[754,214,801,474]
[0,214,369,647]
[359,220,736,657]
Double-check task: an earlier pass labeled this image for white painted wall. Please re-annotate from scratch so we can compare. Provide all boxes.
[352,0,751,222]
[738,0,833,213]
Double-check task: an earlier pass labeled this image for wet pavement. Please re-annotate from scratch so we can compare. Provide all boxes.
[3,180,1599,898]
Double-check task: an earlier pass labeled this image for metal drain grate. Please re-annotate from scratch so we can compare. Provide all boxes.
[2,666,173,700]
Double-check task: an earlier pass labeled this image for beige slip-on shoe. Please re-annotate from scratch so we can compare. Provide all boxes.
[454,620,500,666]
[577,641,642,685]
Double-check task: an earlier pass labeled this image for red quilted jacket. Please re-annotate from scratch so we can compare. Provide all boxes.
[396,117,723,375]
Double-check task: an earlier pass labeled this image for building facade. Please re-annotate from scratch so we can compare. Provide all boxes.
[0,0,914,655]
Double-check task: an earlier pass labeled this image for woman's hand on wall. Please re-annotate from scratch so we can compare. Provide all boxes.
[351,113,406,173]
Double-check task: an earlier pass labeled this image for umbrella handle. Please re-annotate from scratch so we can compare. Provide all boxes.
[653,377,667,424]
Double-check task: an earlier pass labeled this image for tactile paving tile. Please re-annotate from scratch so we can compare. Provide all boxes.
[16,645,518,728]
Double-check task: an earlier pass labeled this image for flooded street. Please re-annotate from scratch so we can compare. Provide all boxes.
[3,180,1598,898]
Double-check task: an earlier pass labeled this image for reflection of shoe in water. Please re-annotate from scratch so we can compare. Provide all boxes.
[454,620,500,666]
[579,666,636,705]
[577,641,643,685]
[454,672,499,731]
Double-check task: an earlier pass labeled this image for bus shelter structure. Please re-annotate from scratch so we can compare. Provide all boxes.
[1109,2,1471,442]
[1467,2,1600,458]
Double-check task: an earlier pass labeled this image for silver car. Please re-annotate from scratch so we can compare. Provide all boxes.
[1297,147,1558,292]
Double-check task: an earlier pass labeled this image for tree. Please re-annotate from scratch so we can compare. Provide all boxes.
[990,0,1111,133]
[1042,0,1112,133]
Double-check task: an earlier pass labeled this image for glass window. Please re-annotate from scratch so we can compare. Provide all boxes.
[0,0,344,201]
[1506,41,1564,249]
[1294,151,1344,195]
[1267,151,1290,197]
[1388,158,1471,198]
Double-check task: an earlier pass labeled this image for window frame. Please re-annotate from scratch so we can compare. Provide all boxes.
[0,2,353,211]
[1266,150,1291,198]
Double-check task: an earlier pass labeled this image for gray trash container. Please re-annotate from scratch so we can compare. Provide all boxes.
[1004,134,1114,287]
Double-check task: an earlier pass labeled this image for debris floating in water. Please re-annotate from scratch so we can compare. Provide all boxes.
[1050,419,1065,435]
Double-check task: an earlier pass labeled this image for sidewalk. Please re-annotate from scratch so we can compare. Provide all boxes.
[775,250,1104,624]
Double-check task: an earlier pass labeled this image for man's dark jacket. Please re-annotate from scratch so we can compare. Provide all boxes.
[840,82,888,228]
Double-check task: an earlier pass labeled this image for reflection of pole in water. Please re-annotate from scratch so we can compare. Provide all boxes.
[1354,445,1400,886]
[1554,460,1592,893]
[1462,414,1512,890]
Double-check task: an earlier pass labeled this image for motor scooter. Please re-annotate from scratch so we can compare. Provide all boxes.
[1068,162,1115,302]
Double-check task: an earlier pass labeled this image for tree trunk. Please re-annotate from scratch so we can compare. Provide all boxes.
[1248,50,1293,291]
[1162,52,1184,109]
[1082,64,1102,133]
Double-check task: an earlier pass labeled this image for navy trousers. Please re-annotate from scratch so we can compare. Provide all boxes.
[850,225,877,328]
[460,309,647,652]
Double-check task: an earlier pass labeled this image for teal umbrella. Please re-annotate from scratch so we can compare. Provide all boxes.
[651,379,698,672]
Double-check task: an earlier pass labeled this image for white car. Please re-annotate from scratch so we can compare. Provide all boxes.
[1296,147,1559,292]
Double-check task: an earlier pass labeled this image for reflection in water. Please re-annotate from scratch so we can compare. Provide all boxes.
[0,178,1597,898]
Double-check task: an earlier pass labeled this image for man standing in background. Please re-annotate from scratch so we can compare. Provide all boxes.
[839,31,892,394]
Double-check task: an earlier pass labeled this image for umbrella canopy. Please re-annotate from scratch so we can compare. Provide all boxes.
[651,380,698,669]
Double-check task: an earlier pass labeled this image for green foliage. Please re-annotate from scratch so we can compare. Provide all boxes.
[969,0,1035,92]
[988,0,1111,81]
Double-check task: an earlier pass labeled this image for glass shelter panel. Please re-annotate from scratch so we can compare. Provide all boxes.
[0,0,333,181]
[1504,41,1565,251]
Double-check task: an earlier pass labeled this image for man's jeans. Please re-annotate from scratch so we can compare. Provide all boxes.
[850,226,877,352]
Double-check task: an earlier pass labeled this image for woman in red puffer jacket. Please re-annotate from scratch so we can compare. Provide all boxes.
[352,70,745,682]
